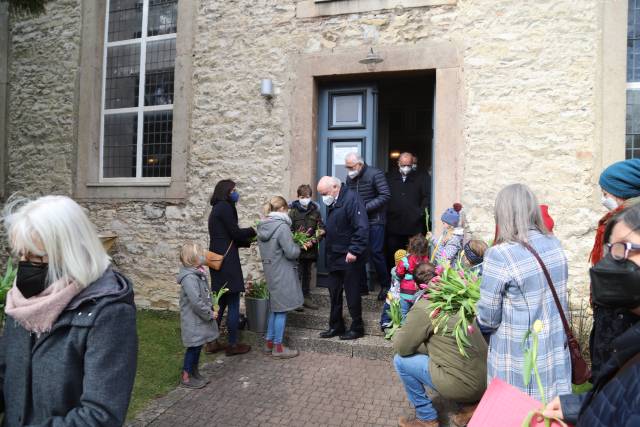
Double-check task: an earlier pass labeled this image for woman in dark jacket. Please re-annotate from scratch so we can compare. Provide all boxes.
[0,195,137,427]
[543,204,640,426]
[205,179,256,356]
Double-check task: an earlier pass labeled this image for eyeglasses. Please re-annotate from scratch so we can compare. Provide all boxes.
[606,242,640,261]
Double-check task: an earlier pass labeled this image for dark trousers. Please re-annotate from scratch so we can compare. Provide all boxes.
[182,345,203,374]
[329,264,364,333]
[216,291,240,345]
[360,224,391,292]
[386,233,411,271]
[298,259,314,297]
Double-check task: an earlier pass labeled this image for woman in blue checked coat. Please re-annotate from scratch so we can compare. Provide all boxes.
[476,184,572,402]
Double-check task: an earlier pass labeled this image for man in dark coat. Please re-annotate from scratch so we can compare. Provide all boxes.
[344,152,391,300]
[317,176,369,340]
[386,152,430,280]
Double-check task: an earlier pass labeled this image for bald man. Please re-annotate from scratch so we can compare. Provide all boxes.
[317,176,369,340]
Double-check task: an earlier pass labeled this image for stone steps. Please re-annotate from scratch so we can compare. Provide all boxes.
[288,305,385,336]
[308,286,386,312]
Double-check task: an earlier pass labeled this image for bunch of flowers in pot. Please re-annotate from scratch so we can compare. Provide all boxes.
[244,278,269,333]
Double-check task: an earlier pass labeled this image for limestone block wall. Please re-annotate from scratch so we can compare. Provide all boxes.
[5,0,608,309]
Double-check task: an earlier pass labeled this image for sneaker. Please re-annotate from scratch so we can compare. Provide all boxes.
[271,345,299,359]
[192,366,210,384]
[180,375,206,389]
[303,296,319,310]
[263,340,274,354]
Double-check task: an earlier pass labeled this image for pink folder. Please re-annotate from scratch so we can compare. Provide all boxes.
[468,378,573,427]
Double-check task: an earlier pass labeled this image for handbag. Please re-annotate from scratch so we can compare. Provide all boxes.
[522,242,592,385]
[205,241,233,271]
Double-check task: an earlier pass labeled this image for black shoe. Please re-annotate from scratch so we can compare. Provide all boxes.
[377,288,389,301]
[339,330,364,340]
[319,328,344,338]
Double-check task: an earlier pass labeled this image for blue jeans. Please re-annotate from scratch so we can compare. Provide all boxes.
[182,345,203,374]
[266,311,287,344]
[393,354,438,422]
[216,291,240,345]
[400,298,413,323]
[361,224,390,291]
[380,301,391,330]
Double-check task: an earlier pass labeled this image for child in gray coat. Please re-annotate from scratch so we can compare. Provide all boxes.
[177,242,220,388]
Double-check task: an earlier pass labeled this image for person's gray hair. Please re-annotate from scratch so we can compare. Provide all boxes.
[494,183,549,244]
[3,195,111,289]
[344,152,364,165]
[399,152,413,163]
[328,176,341,187]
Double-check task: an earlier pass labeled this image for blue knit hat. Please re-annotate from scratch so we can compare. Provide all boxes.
[441,208,460,227]
[599,159,640,199]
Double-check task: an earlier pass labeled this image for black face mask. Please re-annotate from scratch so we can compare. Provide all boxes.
[589,253,640,309]
[16,261,49,298]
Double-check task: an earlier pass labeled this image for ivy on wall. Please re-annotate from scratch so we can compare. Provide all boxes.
[1,0,49,15]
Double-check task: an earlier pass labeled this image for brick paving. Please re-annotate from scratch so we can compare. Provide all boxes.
[128,350,420,427]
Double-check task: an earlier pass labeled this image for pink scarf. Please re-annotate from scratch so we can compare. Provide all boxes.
[5,279,82,336]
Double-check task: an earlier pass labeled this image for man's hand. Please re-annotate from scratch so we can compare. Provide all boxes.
[542,396,563,420]
[345,252,357,263]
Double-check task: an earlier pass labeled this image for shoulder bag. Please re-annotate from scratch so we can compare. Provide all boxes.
[205,241,233,271]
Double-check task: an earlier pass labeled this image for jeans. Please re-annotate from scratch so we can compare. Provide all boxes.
[361,224,390,292]
[298,259,314,296]
[393,354,438,422]
[266,311,288,344]
[400,298,414,323]
[216,291,240,345]
[182,345,203,374]
[380,301,391,330]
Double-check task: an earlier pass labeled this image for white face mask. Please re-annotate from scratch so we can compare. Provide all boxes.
[412,164,417,171]
[601,196,619,211]
[322,194,335,206]
[347,169,359,179]
[299,198,311,208]
[399,166,412,175]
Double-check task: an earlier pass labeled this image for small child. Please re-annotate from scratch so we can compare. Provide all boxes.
[413,262,437,301]
[177,242,220,389]
[431,204,465,265]
[460,239,489,276]
[397,235,430,320]
[380,249,407,331]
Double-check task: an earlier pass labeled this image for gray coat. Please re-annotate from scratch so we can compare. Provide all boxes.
[0,267,138,427]
[257,214,303,312]
[177,267,220,347]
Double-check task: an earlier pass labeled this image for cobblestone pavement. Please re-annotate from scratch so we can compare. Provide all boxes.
[128,350,422,427]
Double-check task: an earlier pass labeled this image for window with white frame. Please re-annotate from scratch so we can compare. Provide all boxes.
[627,0,640,159]
[101,0,177,180]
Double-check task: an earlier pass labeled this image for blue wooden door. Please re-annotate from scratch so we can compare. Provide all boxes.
[316,84,378,275]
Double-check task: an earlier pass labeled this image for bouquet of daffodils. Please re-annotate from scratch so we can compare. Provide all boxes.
[427,260,481,357]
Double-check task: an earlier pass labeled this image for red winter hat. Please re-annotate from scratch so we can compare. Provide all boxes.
[540,204,554,233]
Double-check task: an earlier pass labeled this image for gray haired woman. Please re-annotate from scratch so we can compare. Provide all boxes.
[0,195,137,426]
[476,184,572,401]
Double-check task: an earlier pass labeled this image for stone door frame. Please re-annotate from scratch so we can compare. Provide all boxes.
[289,41,464,234]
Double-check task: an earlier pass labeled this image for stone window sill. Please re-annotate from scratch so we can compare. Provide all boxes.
[296,0,456,18]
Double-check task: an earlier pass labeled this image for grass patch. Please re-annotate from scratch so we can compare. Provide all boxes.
[127,309,220,420]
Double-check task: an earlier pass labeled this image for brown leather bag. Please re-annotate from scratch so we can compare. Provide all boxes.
[522,242,592,385]
[205,241,233,271]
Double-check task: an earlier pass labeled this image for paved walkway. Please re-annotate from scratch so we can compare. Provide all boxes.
[128,351,419,427]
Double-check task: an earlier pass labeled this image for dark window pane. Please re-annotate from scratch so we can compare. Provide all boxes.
[103,113,138,178]
[144,39,175,106]
[628,0,640,81]
[626,90,640,159]
[148,0,178,36]
[105,44,140,109]
[143,111,172,177]
[108,0,143,42]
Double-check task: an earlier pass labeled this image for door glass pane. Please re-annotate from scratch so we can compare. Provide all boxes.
[144,39,175,106]
[331,141,362,183]
[627,90,640,159]
[143,111,172,177]
[105,44,141,109]
[148,0,178,36]
[629,0,640,81]
[108,0,143,42]
[103,113,138,178]
[331,94,363,127]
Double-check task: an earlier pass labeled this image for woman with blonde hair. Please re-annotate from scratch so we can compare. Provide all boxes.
[0,195,137,426]
[256,196,303,358]
[476,184,571,401]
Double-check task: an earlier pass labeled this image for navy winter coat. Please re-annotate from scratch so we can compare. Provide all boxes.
[208,200,256,293]
[345,163,391,225]
[560,320,640,426]
[324,185,369,271]
[0,267,138,427]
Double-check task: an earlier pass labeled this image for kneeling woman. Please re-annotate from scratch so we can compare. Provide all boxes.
[393,279,487,427]
[257,196,304,358]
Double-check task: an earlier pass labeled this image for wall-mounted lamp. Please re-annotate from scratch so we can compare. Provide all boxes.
[359,48,384,65]
[261,79,274,98]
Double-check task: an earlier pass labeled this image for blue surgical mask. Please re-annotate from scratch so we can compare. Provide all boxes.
[229,190,240,203]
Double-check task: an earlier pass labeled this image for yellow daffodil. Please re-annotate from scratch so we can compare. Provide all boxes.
[533,319,543,334]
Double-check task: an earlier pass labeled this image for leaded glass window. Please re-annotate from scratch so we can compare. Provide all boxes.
[627,0,640,158]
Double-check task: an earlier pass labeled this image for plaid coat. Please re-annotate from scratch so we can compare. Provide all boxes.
[476,229,572,401]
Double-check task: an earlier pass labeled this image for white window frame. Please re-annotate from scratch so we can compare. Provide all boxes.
[99,0,176,183]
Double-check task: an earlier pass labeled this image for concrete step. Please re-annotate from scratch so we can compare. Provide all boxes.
[288,306,385,336]
[250,326,394,361]
[309,287,385,311]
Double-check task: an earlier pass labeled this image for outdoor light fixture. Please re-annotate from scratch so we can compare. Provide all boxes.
[359,48,384,65]
[260,79,274,98]
[390,151,401,159]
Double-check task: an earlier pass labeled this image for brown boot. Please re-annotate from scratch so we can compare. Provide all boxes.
[225,342,251,356]
[450,403,478,427]
[398,416,439,427]
[204,339,227,354]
